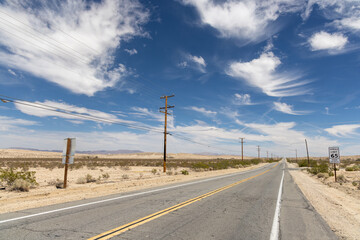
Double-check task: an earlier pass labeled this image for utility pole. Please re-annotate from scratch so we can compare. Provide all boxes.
[257,145,260,159]
[295,149,298,161]
[239,138,245,161]
[160,94,174,173]
[305,139,310,167]
[267,151,269,160]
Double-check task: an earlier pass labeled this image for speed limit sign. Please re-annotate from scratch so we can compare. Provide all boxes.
[329,147,340,164]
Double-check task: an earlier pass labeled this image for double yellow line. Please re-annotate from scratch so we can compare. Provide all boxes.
[89,163,279,240]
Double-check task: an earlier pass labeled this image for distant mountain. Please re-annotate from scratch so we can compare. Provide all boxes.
[195,152,221,156]
[8,147,143,154]
[77,150,143,154]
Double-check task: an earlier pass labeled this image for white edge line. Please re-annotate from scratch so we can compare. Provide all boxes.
[0,163,274,225]
[269,162,285,240]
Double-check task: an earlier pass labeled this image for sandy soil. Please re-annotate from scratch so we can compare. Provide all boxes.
[288,162,360,240]
[0,163,268,214]
[0,149,253,160]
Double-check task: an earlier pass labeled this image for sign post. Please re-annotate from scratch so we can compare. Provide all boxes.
[62,138,76,188]
[329,147,340,182]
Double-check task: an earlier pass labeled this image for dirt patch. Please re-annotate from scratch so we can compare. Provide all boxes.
[0,163,268,214]
[287,162,360,240]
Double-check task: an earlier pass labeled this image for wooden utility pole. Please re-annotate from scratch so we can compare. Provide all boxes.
[160,94,174,173]
[305,139,310,167]
[257,145,260,159]
[63,138,71,189]
[240,138,245,161]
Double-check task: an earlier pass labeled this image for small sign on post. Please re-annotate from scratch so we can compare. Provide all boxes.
[329,146,340,182]
[62,138,76,188]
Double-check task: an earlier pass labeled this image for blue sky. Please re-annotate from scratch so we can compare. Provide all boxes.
[1,0,360,157]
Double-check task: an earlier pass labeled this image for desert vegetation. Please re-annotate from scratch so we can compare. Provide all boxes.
[0,157,277,192]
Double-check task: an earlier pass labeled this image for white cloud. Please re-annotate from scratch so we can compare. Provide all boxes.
[227,51,308,97]
[185,106,217,117]
[7,69,16,76]
[325,124,360,137]
[14,100,134,124]
[233,93,252,105]
[179,54,207,73]
[181,0,303,42]
[191,55,206,67]
[0,0,149,96]
[273,102,309,115]
[309,31,348,51]
[335,17,360,31]
[125,49,138,55]
[0,115,37,131]
[130,107,164,122]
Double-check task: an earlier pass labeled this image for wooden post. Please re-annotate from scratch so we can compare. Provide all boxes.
[63,138,71,188]
[334,163,337,182]
[305,139,310,167]
[240,138,244,161]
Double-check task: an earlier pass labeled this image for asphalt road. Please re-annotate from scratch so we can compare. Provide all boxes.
[0,160,337,240]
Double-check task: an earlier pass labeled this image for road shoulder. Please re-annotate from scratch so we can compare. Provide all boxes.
[288,163,360,240]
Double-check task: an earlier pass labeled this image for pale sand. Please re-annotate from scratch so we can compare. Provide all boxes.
[0,149,253,160]
[288,162,360,240]
[0,163,268,214]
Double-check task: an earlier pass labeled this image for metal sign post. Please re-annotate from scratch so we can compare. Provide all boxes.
[329,147,340,182]
[62,138,76,188]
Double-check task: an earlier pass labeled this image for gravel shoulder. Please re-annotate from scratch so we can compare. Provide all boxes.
[287,162,360,240]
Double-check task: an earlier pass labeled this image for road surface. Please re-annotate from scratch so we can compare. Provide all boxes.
[0,160,337,239]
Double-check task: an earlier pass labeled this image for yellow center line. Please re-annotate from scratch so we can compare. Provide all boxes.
[88,162,280,240]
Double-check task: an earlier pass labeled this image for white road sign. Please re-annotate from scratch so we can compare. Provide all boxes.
[329,146,340,164]
[62,138,76,164]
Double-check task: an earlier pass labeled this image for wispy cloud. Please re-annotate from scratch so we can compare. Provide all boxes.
[181,0,303,43]
[0,115,37,131]
[273,102,309,115]
[178,54,207,73]
[185,106,217,117]
[14,100,134,124]
[309,31,348,51]
[7,69,16,76]
[0,0,149,96]
[325,124,360,137]
[130,107,164,122]
[226,51,309,97]
[125,49,138,55]
[233,93,252,105]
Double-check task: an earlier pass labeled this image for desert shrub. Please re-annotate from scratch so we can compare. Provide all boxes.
[76,177,87,184]
[102,173,110,179]
[10,179,30,192]
[352,181,358,186]
[55,179,64,189]
[122,174,129,180]
[151,169,157,175]
[317,172,327,178]
[85,174,96,183]
[0,168,37,187]
[121,166,131,171]
[181,169,189,175]
[308,161,328,175]
[297,160,308,167]
[166,171,173,175]
[337,174,346,183]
